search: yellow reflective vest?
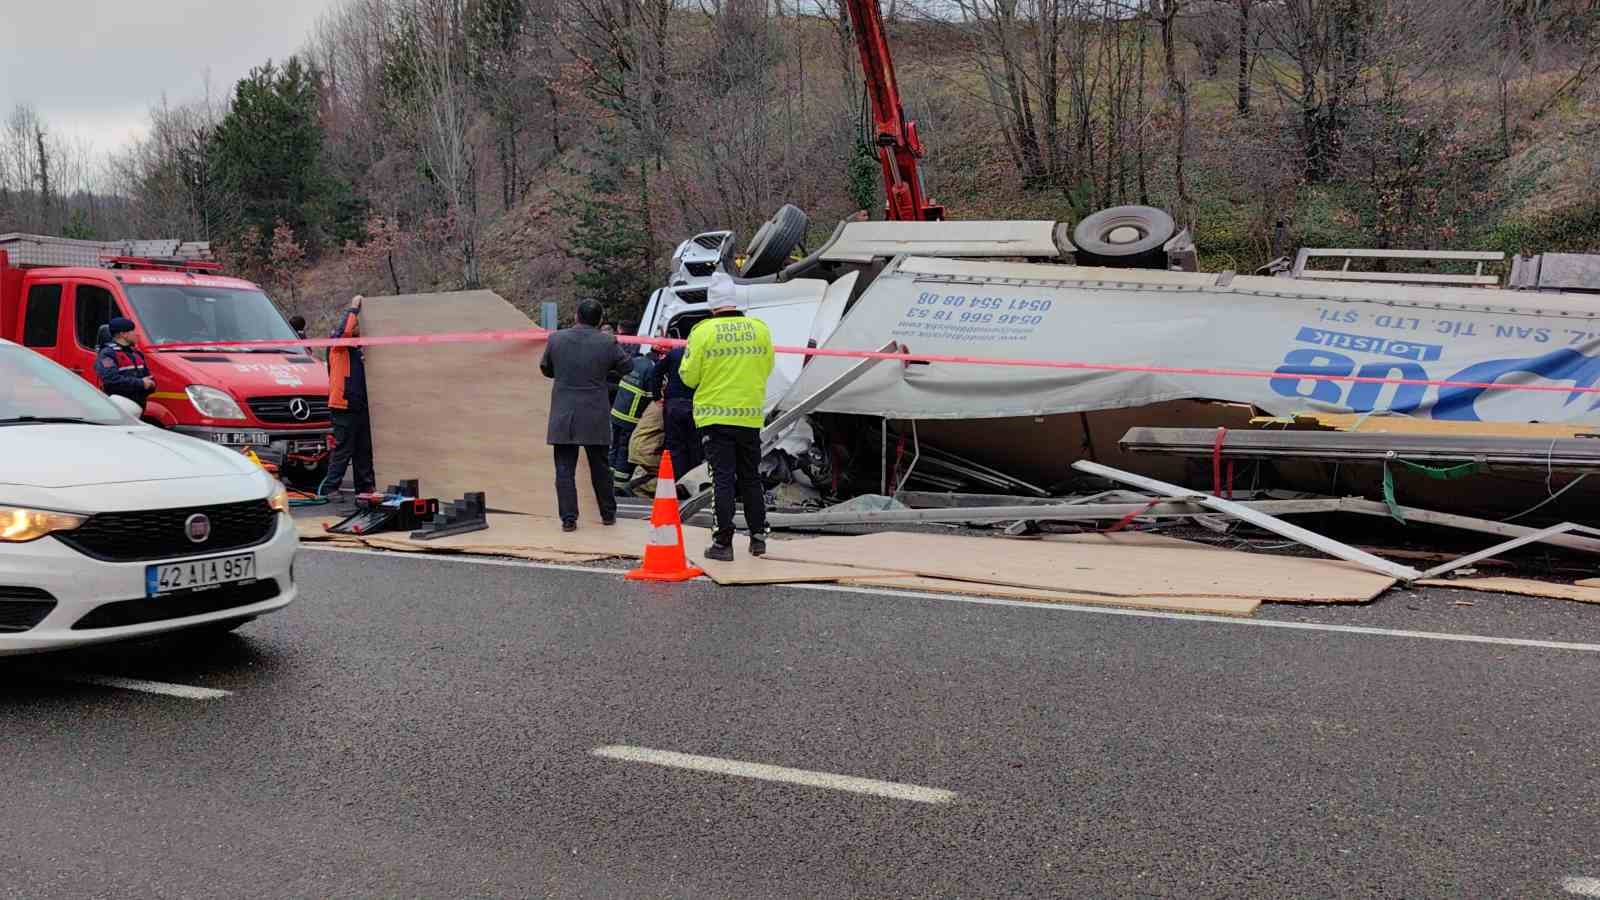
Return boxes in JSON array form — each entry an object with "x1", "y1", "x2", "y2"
[{"x1": 679, "y1": 313, "x2": 774, "y2": 429}]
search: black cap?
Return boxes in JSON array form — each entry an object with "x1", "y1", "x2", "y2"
[{"x1": 108, "y1": 317, "x2": 136, "y2": 335}]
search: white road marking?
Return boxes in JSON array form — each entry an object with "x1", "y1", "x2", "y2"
[
  {"x1": 592, "y1": 744, "x2": 956, "y2": 804},
  {"x1": 1564, "y1": 876, "x2": 1600, "y2": 897},
  {"x1": 306, "y1": 546, "x2": 1600, "y2": 654},
  {"x1": 68, "y1": 675, "x2": 231, "y2": 700}
]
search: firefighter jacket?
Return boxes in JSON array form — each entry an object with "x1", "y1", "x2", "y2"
[
  {"x1": 95, "y1": 341, "x2": 152, "y2": 407},
  {"x1": 610, "y1": 354, "x2": 655, "y2": 425},
  {"x1": 679, "y1": 313, "x2": 774, "y2": 430}
]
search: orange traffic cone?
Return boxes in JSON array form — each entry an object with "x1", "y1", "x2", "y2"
[{"x1": 625, "y1": 451, "x2": 704, "y2": 583}]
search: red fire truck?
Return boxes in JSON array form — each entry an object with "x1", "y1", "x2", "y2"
[{"x1": 0, "y1": 234, "x2": 331, "y2": 486}]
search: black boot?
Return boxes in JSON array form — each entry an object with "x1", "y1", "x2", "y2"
[{"x1": 704, "y1": 542, "x2": 734, "y2": 562}]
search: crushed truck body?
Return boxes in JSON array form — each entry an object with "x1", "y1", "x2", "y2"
[{"x1": 681, "y1": 212, "x2": 1600, "y2": 520}]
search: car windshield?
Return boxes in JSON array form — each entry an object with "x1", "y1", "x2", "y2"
[
  {"x1": 124, "y1": 284, "x2": 299, "y2": 346},
  {"x1": 0, "y1": 344, "x2": 126, "y2": 425}
]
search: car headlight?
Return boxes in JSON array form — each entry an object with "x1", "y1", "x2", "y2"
[
  {"x1": 186, "y1": 384, "x2": 247, "y2": 421},
  {"x1": 267, "y1": 483, "x2": 290, "y2": 514},
  {"x1": 0, "y1": 506, "x2": 89, "y2": 543}
]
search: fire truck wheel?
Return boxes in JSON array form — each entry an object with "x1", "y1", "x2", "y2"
[
  {"x1": 739, "y1": 204, "x2": 809, "y2": 278},
  {"x1": 1072, "y1": 205, "x2": 1175, "y2": 259}
]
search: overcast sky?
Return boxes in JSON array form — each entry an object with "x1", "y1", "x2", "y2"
[{"x1": 0, "y1": 0, "x2": 333, "y2": 153}]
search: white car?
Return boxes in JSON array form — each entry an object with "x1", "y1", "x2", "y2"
[{"x1": 1, "y1": 339, "x2": 297, "y2": 655}]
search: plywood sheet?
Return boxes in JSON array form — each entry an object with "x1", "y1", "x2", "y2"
[
  {"x1": 1577, "y1": 578, "x2": 1600, "y2": 588},
  {"x1": 1418, "y1": 577, "x2": 1600, "y2": 605},
  {"x1": 766, "y1": 531, "x2": 1395, "y2": 603},
  {"x1": 361, "y1": 290, "x2": 600, "y2": 520},
  {"x1": 839, "y1": 574, "x2": 1261, "y2": 617}
]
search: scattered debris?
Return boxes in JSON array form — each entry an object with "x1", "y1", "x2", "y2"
[{"x1": 1071, "y1": 460, "x2": 1424, "y2": 581}]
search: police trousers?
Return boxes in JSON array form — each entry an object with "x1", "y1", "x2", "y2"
[{"x1": 701, "y1": 424, "x2": 766, "y2": 545}]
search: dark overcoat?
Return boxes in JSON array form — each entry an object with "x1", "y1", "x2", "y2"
[{"x1": 540, "y1": 323, "x2": 633, "y2": 445}]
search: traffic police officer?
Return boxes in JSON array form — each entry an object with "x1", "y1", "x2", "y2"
[
  {"x1": 95, "y1": 317, "x2": 154, "y2": 413},
  {"x1": 679, "y1": 272, "x2": 774, "y2": 561}
]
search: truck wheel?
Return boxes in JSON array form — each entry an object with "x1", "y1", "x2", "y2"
[
  {"x1": 1072, "y1": 206, "x2": 1175, "y2": 267},
  {"x1": 739, "y1": 205, "x2": 809, "y2": 278}
]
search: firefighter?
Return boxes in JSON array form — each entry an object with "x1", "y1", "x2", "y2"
[
  {"x1": 609, "y1": 343, "x2": 662, "y2": 493},
  {"x1": 679, "y1": 272, "x2": 774, "y2": 562},
  {"x1": 319, "y1": 296, "x2": 375, "y2": 498},
  {"x1": 95, "y1": 317, "x2": 154, "y2": 413},
  {"x1": 646, "y1": 326, "x2": 701, "y2": 476}
]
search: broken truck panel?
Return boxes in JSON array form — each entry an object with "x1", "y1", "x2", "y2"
[{"x1": 780, "y1": 255, "x2": 1600, "y2": 425}]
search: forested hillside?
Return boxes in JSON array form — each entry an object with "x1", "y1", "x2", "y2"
[{"x1": 3, "y1": 0, "x2": 1598, "y2": 327}]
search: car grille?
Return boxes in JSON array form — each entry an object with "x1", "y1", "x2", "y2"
[
  {"x1": 54, "y1": 500, "x2": 279, "y2": 563},
  {"x1": 72, "y1": 579, "x2": 280, "y2": 630},
  {"x1": 0, "y1": 587, "x2": 57, "y2": 633},
  {"x1": 684, "y1": 261, "x2": 716, "y2": 277},
  {"x1": 246, "y1": 395, "x2": 330, "y2": 424}
]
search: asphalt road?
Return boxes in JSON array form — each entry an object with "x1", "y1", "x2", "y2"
[{"x1": 4, "y1": 547, "x2": 1600, "y2": 898}]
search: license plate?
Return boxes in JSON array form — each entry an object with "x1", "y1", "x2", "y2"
[
  {"x1": 146, "y1": 553, "x2": 257, "y2": 597},
  {"x1": 210, "y1": 431, "x2": 272, "y2": 446}
]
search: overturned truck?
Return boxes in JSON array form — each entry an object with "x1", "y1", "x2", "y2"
[{"x1": 643, "y1": 205, "x2": 1600, "y2": 520}]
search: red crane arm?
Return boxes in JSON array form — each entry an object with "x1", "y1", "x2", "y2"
[{"x1": 845, "y1": 0, "x2": 944, "y2": 221}]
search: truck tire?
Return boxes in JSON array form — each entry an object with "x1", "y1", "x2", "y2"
[
  {"x1": 1072, "y1": 205, "x2": 1176, "y2": 269},
  {"x1": 739, "y1": 205, "x2": 809, "y2": 278}
]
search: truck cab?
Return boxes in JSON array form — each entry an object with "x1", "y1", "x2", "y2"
[{"x1": 0, "y1": 234, "x2": 331, "y2": 486}]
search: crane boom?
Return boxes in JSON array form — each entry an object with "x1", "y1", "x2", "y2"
[{"x1": 845, "y1": 0, "x2": 944, "y2": 221}]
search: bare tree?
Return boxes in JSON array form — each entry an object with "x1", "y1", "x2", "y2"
[{"x1": 399, "y1": 0, "x2": 483, "y2": 288}]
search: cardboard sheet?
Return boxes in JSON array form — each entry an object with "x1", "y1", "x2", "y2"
[
  {"x1": 296, "y1": 513, "x2": 629, "y2": 561},
  {"x1": 690, "y1": 540, "x2": 908, "y2": 585},
  {"x1": 360, "y1": 290, "x2": 601, "y2": 521},
  {"x1": 1040, "y1": 532, "x2": 1216, "y2": 549},
  {"x1": 839, "y1": 574, "x2": 1261, "y2": 616},
  {"x1": 766, "y1": 531, "x2": 1396, "y2": 603},
  {"x1": 1418, "y1": 577, "x2": 1600, "y2": 604}
]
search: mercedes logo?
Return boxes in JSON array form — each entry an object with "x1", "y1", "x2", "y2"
[
  {"x1": 185, "y1": 513, "x2": 212, "y2": 544},
  {"x1": 288, "y1": 398, "x2": 311, "y2": 421}
]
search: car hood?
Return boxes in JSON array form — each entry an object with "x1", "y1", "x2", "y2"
[{"x1": 0, "y1": 423, "x2": 255, "y2": 488}]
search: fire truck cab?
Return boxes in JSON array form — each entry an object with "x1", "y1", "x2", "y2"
[{"x1": 0, "y1": 234, "x2": 331, "y2": 486}]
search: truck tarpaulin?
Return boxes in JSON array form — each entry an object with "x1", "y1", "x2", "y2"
[{"x1": 780, "y1": 256, "x2": 1600, "y2": 424}]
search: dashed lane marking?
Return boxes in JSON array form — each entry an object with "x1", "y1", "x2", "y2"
[
  {"x1": 305, "y1": 546, "x2": 1600, "y2": 654},
  {"x1": 592, "y1": 744, "x2": 957, "y2": 804},
  {"x1": 68, "y1": 675, "x2": 231, "y2": 700}
]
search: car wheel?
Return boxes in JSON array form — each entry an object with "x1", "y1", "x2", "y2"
[
  {"x1": 739, "y1": 205, "x2": 809, "y2": 278},
  {"x1": 1071, "y1": 205, "x2": 1175, "y2": 267}
]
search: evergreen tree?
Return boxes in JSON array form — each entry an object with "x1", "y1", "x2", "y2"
[
  {"x1": 556, "y1": 131, "x2": 658, "y2": 322},
  {"x1": 210, "y1": 57, "x2": 349, "y2": 256}
]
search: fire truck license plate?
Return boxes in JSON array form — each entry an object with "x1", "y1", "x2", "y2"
[
  {"x1": 146, "y1": 554, "x2": 257, "y2": 597},
  {"x1": 210, "y1": 431, "x2": 272, "y2": 446}
]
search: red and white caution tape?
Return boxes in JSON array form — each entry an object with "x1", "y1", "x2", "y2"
[{"x1": 155, "y1": 330, "x2": 1600, "y2": 397}]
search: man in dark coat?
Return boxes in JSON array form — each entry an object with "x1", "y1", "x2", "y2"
[{"x1": 540, "y1": 299, "x2": 633, "y2": 531}]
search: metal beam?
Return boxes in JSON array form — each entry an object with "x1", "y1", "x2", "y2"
[
  {"x1": 763, "y1": 498, "x2": 1342, "y2": 529},
  {"x1": 1337, "y1": 498, "x2": 1600, "y2": 556},
  {"x1": 1419, "y1": 521, "x2": 1600, "y2": 580},
  {"x1": 762, "y1": 339, "x2": 897, "y2": 453},
  {"x1": 1072, "y1": 460, "x2": 1423, "y2": 581}
]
